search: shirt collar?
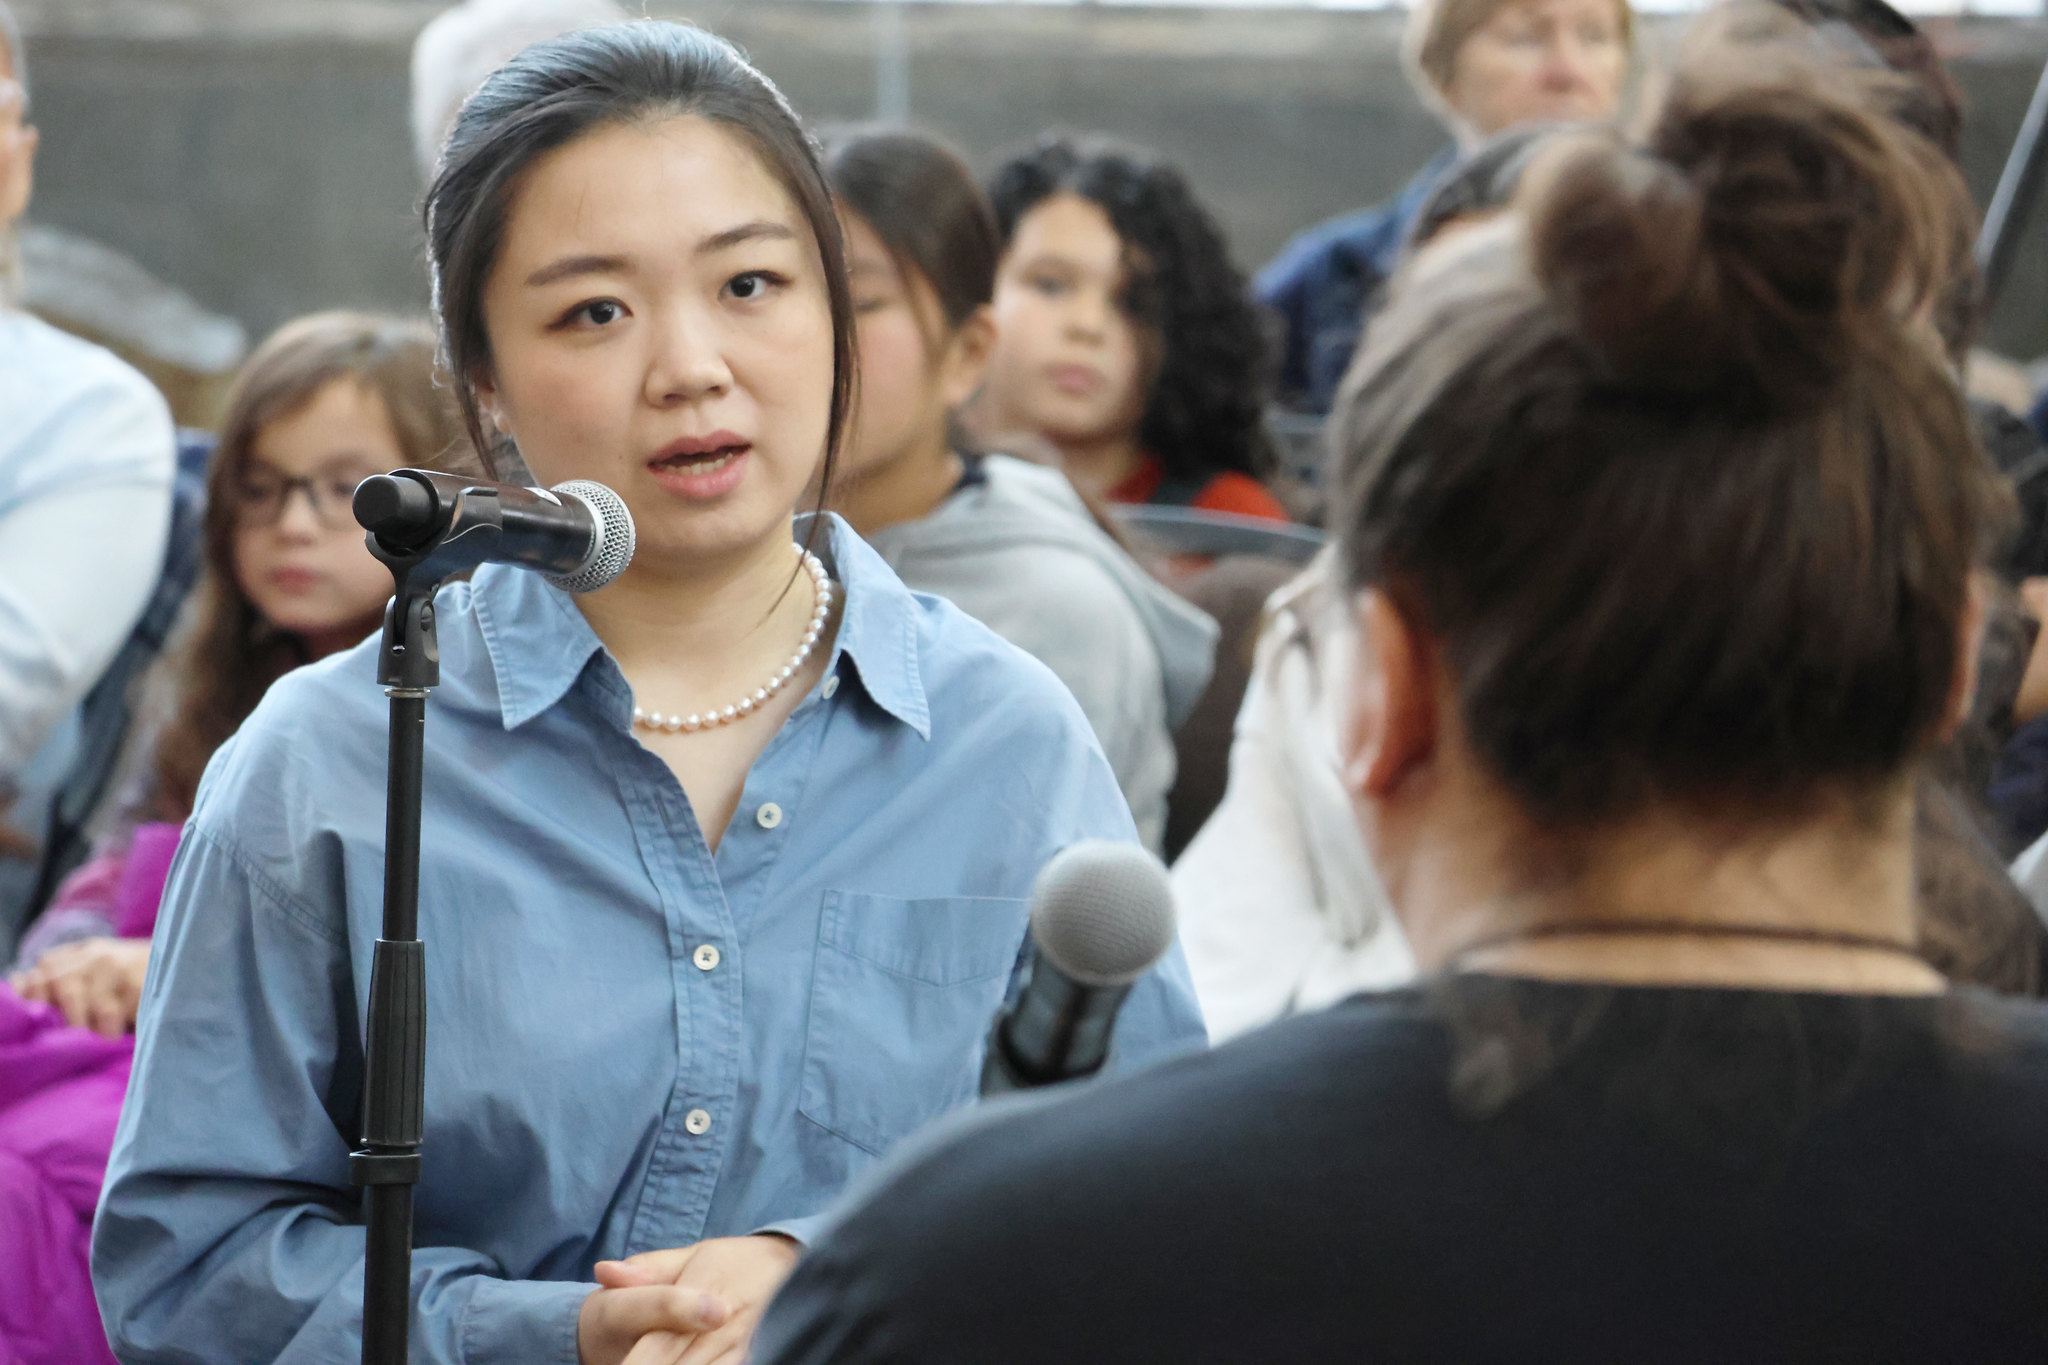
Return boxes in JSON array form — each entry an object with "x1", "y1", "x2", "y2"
[
  {"x1": 472, "y1": 560, "x2": 609, "y2": 730},
  {"x1": 804, "y1": 511, "x2": 931, "y2": 739},
  {"x1": 471, "y1": 512, "x2": 930, "y2": 739}
]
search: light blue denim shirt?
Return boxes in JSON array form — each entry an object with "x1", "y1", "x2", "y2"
[{"x1": 92, "y1": 515, "x2": 1205, "y2": 1365}]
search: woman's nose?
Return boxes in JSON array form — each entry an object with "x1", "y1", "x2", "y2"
[{"x1": 645, "y1": 311, "x2": 733, "y2": 406}]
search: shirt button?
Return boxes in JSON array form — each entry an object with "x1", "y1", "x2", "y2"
[
  {"x1": 693, "y1": 944, "x2": 720, "y2": 972},
  {"x1": 821, "y1": 675, "x2": 839, "y2": 699},
  {"x1": 756, "y1": 802, "x2": 782, "y2": 829},
  {"x1": 684, "y1": 1108, "x2": 712, "y2": 1136}
]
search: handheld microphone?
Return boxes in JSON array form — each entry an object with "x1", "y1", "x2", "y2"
[
  {"x1": 352, "y1": 468, "x2": 636, "y2": 593},
  {"x1": 980, "y1": 840, "x2": 1178, "y2": 1096}
]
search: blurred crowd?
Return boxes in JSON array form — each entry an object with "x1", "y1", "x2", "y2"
[{"x1": 7, "y1": 0, "x2": 2048, "y2": 1359}]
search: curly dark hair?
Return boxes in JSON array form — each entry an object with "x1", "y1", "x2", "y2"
[{"x1": 985, "y1": 135, "x2": 1272, "y2": 487}]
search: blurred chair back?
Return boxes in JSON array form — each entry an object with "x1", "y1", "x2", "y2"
[
  {"x1": 1264, "y1": 408, "x2": 1327, "y2": 489},
  {"x1": 1113, "y1": 504, "x2": 1326, "y2": 565},
  {"x1": 1158, "y1": 553, "x2": 1305, "y2": 860},
  {"x1": 21, "y1": 430, "x2": 214, "y2": 922}
]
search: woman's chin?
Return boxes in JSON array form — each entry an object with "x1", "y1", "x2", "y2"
[{"x1": 627, "y1": 497, "x2": 801, "y2": 572}]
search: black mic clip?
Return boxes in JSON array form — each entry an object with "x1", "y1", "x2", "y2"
[{"x1": 353, "y1": 470, "x2": 482, "y2": 692}]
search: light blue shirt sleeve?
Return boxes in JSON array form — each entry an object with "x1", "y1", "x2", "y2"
[{"x1": 92, "y1": 820, "x2": 592, "y2": 1364}]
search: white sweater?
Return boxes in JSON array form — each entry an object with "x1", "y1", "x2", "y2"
[
  {"x1": 1171, "y1": 551, "x2": 1415, "y2": 1042},
  {"x1": 0, "y1": 310, "x2": 174, "y2": 780}
]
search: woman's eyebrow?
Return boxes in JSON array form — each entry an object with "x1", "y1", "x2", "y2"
[
  {"x1": 699, "y1": 220, "x2": 797, "y2": 255},
  {"x1": 525, "y1": 253, "x2": 630, "y2": 288}
]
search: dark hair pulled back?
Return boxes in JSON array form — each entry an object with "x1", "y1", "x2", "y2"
[
  {"x1": 985, "y1": 135, "x2": 1272, "y2": 486},
  {"x1": 424, "y1": 21, "x2": 854, "y2": 497},
  {"x1": 1333, "y1": 12, "x2": 2004, "y2": 829},
  {"x1": 824, "y1": 127, "x2": 999, "y2": 337}
]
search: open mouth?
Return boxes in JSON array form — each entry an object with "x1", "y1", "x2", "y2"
[{"x1": 652, "y1": 444, "x2": 747, "y2": 474}]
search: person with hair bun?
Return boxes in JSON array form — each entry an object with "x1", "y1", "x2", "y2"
[
  {"x1": 754, "y1": 19, "x2": 2048, "y2": 1362},
  {"x1": 975, "y1": 136, "x2": 1287, "y2": 522},
  {"x1": 94, "y1": 23, "x2": 1201, "y2": 1365}
]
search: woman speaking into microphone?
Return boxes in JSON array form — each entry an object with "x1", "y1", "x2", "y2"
[{"x1": 92, "y1": 22, "x2": 1203, "y2": 1365}]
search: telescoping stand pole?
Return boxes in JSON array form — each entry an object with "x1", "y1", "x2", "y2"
[{"x1": 352, "y1": 556, "x2": 446, "y2": 1365}]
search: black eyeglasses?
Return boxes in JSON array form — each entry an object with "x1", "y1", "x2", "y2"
[{"x1": 234, "y1": 471, "x2": 372, "y2": 530}]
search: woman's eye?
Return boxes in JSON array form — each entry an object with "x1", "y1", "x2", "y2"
[
  {"x1": 726, "y1": 271, "x2": 784, "y2": 301},
  {"x1": 558, "y1": 299, "x2": 625, "y2": 330},
  {"x1": 1030, "y1": 275, "x2": 1069, "y2": 298},
  {"x1": 853, "y1": 296, "x2": 888, "y2": 316}
]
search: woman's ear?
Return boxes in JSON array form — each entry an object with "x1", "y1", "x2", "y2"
[
  {"x1": 471, "y1": 371, "x2": 513, "y2": 442},
  {"x1": 940, "y1": 306, "x2": 996, "y2": 409},
  {"x1": 1341, "y1": 588, "x2": 1440, "y2": 802}
]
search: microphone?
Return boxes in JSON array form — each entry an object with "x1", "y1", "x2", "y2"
[
  {"x1": 352, "y1": 468, "x2": 636, "y2": 593},
  {"x1": 981, "y1": 840, "x2": 1178, "y2": 1096}
]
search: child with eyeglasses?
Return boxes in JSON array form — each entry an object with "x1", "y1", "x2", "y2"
[
  {"x1": 11, "y1": 311, "x2": 473, "y2": 1024},
  {"x1": 0, "y1": 311, "x2": 469, "y2": 1365}
]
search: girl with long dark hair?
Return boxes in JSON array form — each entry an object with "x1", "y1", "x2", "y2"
[
  {"x1": 975, "y1": 136, "x2": 1287, "y2": 522},
  {"x1": 94, "y1": 24, "x2": 1201, "y2": 1365}
]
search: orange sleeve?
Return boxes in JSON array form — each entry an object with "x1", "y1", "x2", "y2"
[{"x1": 1191, "y1": 472, "x2": 1292, "y2": 523}]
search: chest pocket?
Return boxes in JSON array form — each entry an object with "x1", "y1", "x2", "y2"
[{"x1": 799, "y1": 890, "x2": 1027, "y2": 1157}]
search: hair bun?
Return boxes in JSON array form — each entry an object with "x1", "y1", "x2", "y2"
[{"x1": 1522, "y1": 20, "x2": 1960, "y2": 410}]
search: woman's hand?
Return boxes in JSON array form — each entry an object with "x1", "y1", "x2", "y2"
[
  {"x1": 593, "y1": 1234, "x2": 801, "y2": 1365},
  {"x1": 578, "y1": 1281, "x2": 730, "y2": 1365},
  {"x1": 12, "y1": 936, "x2": 152, "y2": 1036}
]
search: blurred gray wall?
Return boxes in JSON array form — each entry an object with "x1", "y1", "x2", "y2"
[{"x1": 13, "y1": 1, "x2": 2048, "y2": 358}]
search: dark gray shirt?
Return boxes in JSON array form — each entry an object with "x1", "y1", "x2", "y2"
[{"x1": 758, "y1": 975, "x2": 2048, "y2": 1364}]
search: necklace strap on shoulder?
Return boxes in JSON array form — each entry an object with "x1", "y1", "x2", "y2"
[{"x1": 1448, "y1": 918, "x2": 1927, "y2": 971}]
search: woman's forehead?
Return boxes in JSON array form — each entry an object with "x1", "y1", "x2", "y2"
[{"x1": 501, "y1": 114, "x2": 809, "y2": 265}]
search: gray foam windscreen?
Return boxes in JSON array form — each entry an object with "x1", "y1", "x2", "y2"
[
  {"x1": 1029, "y1": 840, "x2": 1178, "y2": 988},
  {"x1": 545, "y1": 480, "x2": 636, "y2": 594}
]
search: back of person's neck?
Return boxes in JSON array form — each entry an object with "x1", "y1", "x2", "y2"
[{"x1": 1406, "y1": 784, "x2": 1941, "y2": 995}]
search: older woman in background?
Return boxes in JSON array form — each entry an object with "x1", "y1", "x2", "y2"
[{"x1": 1256, "y1": 0, "x2": 1633, "y2": 414}]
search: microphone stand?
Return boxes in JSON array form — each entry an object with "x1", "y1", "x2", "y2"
[
  {"x1": 353, "y1": 547, "x2": 452, "y2": 1365},
  {"x1": 346, "y1": 467, "x2": 626, "y2": 1363},
  {"x1": 349, "y1": 469, "x2": 495, "y2": 1365}
]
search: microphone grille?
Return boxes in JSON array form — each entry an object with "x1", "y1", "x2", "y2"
[
  {"x1": 1029, "y1": 841, "x2": 1177, "y2": 988},
  {"x1": 545, "y1": 480, "x2": 636, "y2": 593}
]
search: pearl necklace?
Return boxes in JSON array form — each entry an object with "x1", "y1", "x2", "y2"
[{"x1": 631, "y1": 549, "x2": 834, "y2": 734}]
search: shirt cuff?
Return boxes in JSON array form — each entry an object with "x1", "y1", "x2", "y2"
[
  {"x1": 458, "y1": 1275, "x2": 592, "y2": 1365},
  {"x1": 752, "y1": 1215, "x2": 826, "y2": 1250}
]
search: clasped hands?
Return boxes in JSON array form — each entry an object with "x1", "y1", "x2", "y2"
[
  {"x1": 578, "y1": 1233, "x2": 799, "y2": 1365},
  {"x1": 11, "y1": 937, "x2": 153, "y2": 1037}
]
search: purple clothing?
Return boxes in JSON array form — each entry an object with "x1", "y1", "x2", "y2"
[
  {"x1": 0, "y1": 992, "x2": 128, "y2": 1365},
  {"x1": 0, "y1": 822, "x2": 177, "y2": 1365}
]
